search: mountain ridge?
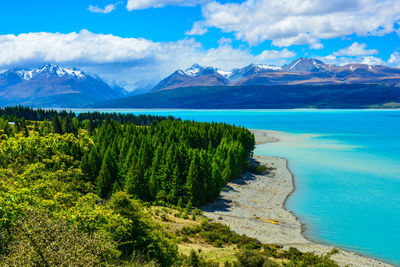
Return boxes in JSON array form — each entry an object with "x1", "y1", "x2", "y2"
[
  {"x1": 150, "y1": 58, "x2": 400, "y2": 92},
  {"x1": 0, "y1": 64, "x2": 127, "y2": 107}
]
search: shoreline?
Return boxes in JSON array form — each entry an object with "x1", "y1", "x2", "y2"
[{"x1": 202, "y1": 129, "x2": 393, "y2": 267}]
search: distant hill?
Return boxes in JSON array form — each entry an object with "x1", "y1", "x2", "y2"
[
  {"x1": 0, "y1": 65, "x2": 126, "y2": 107},
  {"x1": 95, "y1": 83, "x2": 400, "y2": 109},
  {"x1": 150, "y1": 58, "x2": 400, "y2": 92}
]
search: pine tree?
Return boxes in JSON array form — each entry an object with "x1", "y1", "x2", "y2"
[
  {"x1": 62, "y1": 116, "x2": 77, "y2": 135},
  {"x1": 96, "y1": 146, "x2": 118, "y2": 199},
  {"x1": 80, "y1": 151, "x2": 90, "y2": 181},
  {"x1": 88, "y1": 147, "x2": 101, "y2": 181},
  {"x1": 88, "y1": 119, "x2": 95, "y2": 135},
  {"x1": 211, "y1": 159, "x2": 222, "y2": 199},
  {"x1": 33, "y1": 121, "x2": 39, "y2": 132},
  {"x1": 185, "y1": 152, "x2": 203, "y2": 205},
  {"x1": 52, "y1": 115, "x2": 63, "y2": 134},
  {"x1": 177, "y1": 197, "x2": 183, "y2": 209},
  {"x1": 124, "y1": 161, "x2": 149, "y2": 200}
]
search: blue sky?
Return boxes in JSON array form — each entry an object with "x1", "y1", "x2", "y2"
[{"x1": 1, "y1": 0, "x2": 400, "y2": 90}]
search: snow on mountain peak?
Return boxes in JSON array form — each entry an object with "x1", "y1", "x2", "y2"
[
  {"x1": 216, "y1": 69, "x2": 232, "y2": 78},
  {"x1": 283, "y1": 58, "x2": 327, "y2": 72},
  {"x1": 184, "y1": 64, "x2": 217, "y2": 77},
  {"x1": 256, "y1": 64, "x2": 281, "y2": 71},
  {"x1": 14, "y1": 65, "x2": 86, "y2": 80}
]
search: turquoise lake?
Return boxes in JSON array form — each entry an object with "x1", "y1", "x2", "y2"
[{"x1": 74, "y1": 109, "x2": 400, "y2": 265}]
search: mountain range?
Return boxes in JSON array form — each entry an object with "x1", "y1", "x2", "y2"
[
  {"x1": 0, "y1": 64, "x2": 126, "y2": 107},
  {"x1": 1, "y1": 58, "x2": 400, "y2": 108},
  {"x1": 150, "y1": 58, "x2": 400, "y2": 92}
]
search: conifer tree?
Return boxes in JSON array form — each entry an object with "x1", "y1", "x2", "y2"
[
  {"x1": 185, "y1": 152, "x2": 203, "y2": 205},
  {"x1": 52, "y1": 115, "x2": 63, "y2": 134},
  {"x1": 88, "y1": 119, "x2": 95, "y2": 135},
  {"x1": 33, "y1": 121, "x2": 39, "y2": 132},
  {"x1": 125, "y1": 162, "x2": 143, "y2": 198},
  {"x1": 96, "y1": 146, "x2": 118, "y2": 198}
]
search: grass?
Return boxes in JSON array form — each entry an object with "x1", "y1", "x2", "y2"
[{"x1": 178, "y1": 243, "x2": 237, "y2": 265}]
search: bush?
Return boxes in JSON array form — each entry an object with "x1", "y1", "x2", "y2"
[
  {"x1": 176, "y1": 221, "x2": 262, "y2": 249},
  {"x1": 235, "y1": 250, "x2": 279, "y2": 267},
  {"x1": 255, "y1": 165, "x2": 270, "y2": 175},
  {"x1": 193, "y1": 209, "x2": 203, "y2": 216},
  {"x1": 213, "y1": 240, "x2": 224, "y2": 248},
  {"x1": 180, "y1": 250, "x2": 219, "y2": 267},
  {"x1": 282, "y1": 247, "x2": 338, "y2": 266},
  {"x1": 0, "y1": 211, "x2": 119, "y2": 266}
]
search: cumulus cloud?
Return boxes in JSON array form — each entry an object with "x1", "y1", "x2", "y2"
[
  {"x1": 310, "y1": 43, "x2": 324, "y2": 50},
  {"x1": 332, "y1": 42, "x2": 379, "y2": 56},
  {"x1": 186, "y1": 21, "x2": 208, "y2": 36},
  {"x1": 320, "y1": 42, "x2": 383, "y2": 66},
  {"x1": 321, "y1": 55, "x2": 385, "y2": 66},
  {"x1": 126, "y1": 0, "x2": 206, "y2": 11},
  {"x1": 388, "y1": 51, "x2": 400, "y2": 66},
  {"x1": 359, "y1": 56, "x2": 385, "y2": 65},
  {"x1": 88, "y1": 2, "x2": 122, "y2": 14},
  {"x1": 197, "y1": 0, "x2": 400, "y2": 47},
  {"x1": 257, "y1": 48, "x2": 296, "y2": 61},
  {"x1": 0, "y1": 31, "x2": 295, "y2": 90},
  {"x1": 0, "y1": 30, "x2": 158, "y2": 66}
]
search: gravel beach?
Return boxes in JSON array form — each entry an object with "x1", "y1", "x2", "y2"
[{"x1": 202, "y1": 129, "x2": 392, "y2": 267}]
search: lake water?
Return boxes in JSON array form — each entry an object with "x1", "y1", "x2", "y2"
[{"x1": 74, "y1": 109, "x2": 400, "y2": 265}]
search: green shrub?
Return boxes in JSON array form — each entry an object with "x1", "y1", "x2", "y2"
[
  {"x1": 235, "y1": 250, "x2": 279, "y2": 267},
  {"x1": 180, "y1": 250, "x2": 219, "y2": 267}
]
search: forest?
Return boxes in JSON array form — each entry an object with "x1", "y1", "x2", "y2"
[{"x1": 0, "y1": 106, "x2": 254, "y2": 265}]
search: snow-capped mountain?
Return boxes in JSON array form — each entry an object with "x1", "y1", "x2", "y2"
[
  {"x1": 282, "y1": 58, "x2": 329, "y2": 72},
  {"x1": 15, "y1": 64, "x2": 86, "y2": 81},
  {"x1": 228, "y1": 63, "x2": 281, "y2": 82},
  {"x1": 0, "y1": 65, "x2": 127, "y2": 107},
  {"x1": 150, "y1": 64, "x2": 229, "y2": 92},
  {"x1": 184, "y1": 63, "x2": 218, "y2": 77},
  {"x1": 151, "y1": 63, "x2": 284, "y2": 92},
  {"x1": 151, "y1": 58, "x2": 400, "y2": 92}
]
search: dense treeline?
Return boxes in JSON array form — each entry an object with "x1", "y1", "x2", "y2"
[
  {"x1": 0, "y1": 106, "x2": 175, "y2": 127},
  {"x1": 83, "y1": 119, "x2": 254, "y2": 206},
  {"x1": 0, "y1": 106, "x2": 74, "y2": 121},
  {"x1": 1, "y1": 106, "x2": 254, "y2": 206}
]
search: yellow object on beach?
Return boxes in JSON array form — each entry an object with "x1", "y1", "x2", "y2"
[
  {"x1": 253, "y1": 215, "x2": 279, "y2": 225},
  {"x1": 262, "y1": 218, "x2": 279, "y2": 225}
]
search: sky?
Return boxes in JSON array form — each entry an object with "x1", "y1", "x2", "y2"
[{"x1": 1, "y1": 0, "x2": 400, "y2": 90}]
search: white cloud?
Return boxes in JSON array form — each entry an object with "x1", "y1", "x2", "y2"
[
  {"x1": 186, "y1": 21, "x2": 208, "y2": 36},
  {"x1": 257, "y1": 48, "x2": 296, "y2": 61},
  {"x1": 197, "y1": 0, "x2": 400, "y2": 47},
  {"x1": 0, "y1": 31, "x2": 295, "y2": 90},
  {"x1": 0, "y1": 30, "x2": 157, "y2": 66},
  {"x1": 359, "y1": 56, "x2": 384, "y2": 65},
  {"x1": 332, "y1": 42, "x2": 378, "y2": 56},
  {"x1": 388, "y1": 51, "x2": 400, "y2": 66},
  {"x1": 321, "y1": 42, "x2": 382, "y2": 66},
  {"x1": 126, "y1": 0, "x2": 206, "y2": 11},
  {"x1": 310, "y1": 43, "x2": 324, "y2": 50},
  {"x1": 88, "y1": 2, "x2": 122, "y2": 14},
  {"x1": 320, "y1": 55, "x2": 385, "y2": 66}
]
